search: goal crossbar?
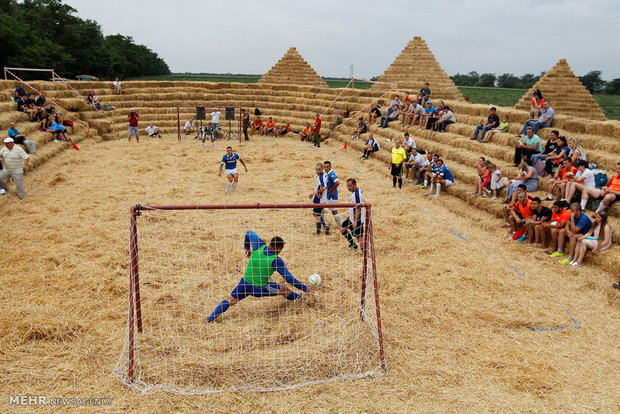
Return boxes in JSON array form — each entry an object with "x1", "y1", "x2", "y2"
[{"x1": 125, "y1": 203, "x2": 386, "y2": 391}]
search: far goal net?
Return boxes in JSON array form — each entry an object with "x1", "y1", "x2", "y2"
[{"x1": 114, "y1": 203, "x2": 386, "y2": 394}]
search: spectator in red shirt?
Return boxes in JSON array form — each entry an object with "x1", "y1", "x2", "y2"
[
  {"x1": 312, "y1": 114, "x2": 322, "y2": 147},
  {"x1": 128, "y1": 108, "x2": 140, "y2": 143}
]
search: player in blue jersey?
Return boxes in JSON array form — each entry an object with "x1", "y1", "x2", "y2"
[
  {"x1": 206, "y1": 231, "x2": 313, "y2": 322},
  {"x1": 218, "y1": 146, "x2": 248, "y2": 194},
  {"x1": 309, "y1": 163, "x2": 328, "y2": 234},
  {"x1": 322, "y1": 161, "x2": 342, "y2": 233},
  {"x1": 340, "y1": 178, "x2": 366, "y2": 250},
  {"x1": 426, "y1": 159, "x2": 454, "y2": 198}
]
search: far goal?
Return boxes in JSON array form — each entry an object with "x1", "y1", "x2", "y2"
[
  {"x1": 176, "y1": 105, "x2": 242, "y2": 142},
  {"x1": 114, "y1": 203, "x2": 386, "y2": 394}
]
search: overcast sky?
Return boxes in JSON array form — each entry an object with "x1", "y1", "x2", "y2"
[{"x1": 64, "y1": 0, "x2": 620, "y2": 80}]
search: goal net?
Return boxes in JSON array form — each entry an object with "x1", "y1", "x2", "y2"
[{"x1": 114, "y1": 203, "x2": 386, "y2": 394}]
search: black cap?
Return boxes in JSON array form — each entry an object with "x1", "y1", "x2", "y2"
[{"x1": 490, "y1": 107, "x2": 497, "y2": 111}]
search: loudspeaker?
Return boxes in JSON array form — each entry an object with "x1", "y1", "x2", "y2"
[
  {"x1": 196, "y1": 107, "x2": 206, "y2": 120},
  {"x1": 225, "y1": 107, "x2": 235, "y2": 121}
]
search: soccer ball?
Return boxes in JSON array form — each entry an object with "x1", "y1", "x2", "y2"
[
  {"x1": 0, "y1": 188, "x2": 5, "y2": 195},
  {"x1": 308, "y1": 273, "x2": 321, "y2": 286}
]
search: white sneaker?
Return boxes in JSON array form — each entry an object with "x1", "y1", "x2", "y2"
[
  {"x1": 0, "y1": 189, "x2": 6, "y2": 195},
  {"x1": 53, "y1": 139, "x2": 59, "y2": 142},
  {"x1": 434, "y1": 194, "x2": 440, "y2": 199},
  {"x1": 408, "y1": 179, "x2": 414, "y2": 183}
]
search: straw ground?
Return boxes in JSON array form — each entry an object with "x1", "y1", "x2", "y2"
[{"x1": 0, "y1": 135, "x2": 618, "y2": 412}]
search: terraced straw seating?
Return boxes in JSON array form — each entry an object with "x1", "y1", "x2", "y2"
[
  {"x1": 515, "y1": 59, "x2": 607, "y2": 121},
  {"x1": 334, "y1": 93, "x2": 619, "y2": 271}
]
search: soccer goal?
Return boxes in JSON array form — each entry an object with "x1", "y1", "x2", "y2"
[
  {"x1": 176, "y1": 105, "x2": 242, "y2": 142},
  {"x1": 114, "y1": 203, "x2": 386, "y2": 394}
]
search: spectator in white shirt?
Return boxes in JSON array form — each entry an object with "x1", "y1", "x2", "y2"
[
  {"x1": 144, "y1": 124, "x2": 161, "y2": 138},
  {"x1": 184, "y1": 119, "x2": 196, "y2": 134},
  {"x1": 0, "y1": 137, "x2": 30, "y2": 199},
  {"x1": 210, "y1": 108, "x2": 221, "y2": 137},
  {"x1": 563, "y1": 160, "x2": 596, "y2": 209},
  {"x1": 402, "y1": 133, "x2": 416, "y2": 151},
  {"x1": 404, "y1": 147, "x2": 426, "y2": 183},
  {"x1": 112, "y1": 77, "x2": 122, "y2": 94}
]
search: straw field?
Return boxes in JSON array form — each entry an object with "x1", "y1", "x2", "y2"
[{"x1": 0, "y1": 135, "x2": 618, "y2": 413}]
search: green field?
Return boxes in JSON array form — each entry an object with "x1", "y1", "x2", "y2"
[{"x1": 129, "y1": 75, "x2": 620, "y2": 120}]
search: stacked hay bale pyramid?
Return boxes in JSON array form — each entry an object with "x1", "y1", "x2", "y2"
[
  {"x1": 371, "y1": 36, "x2": 463, "y2": 101},
  {"x1": 515, "y1": 59, "x2": 606, "y2": 120},
  {"x1": 258, "y1": 47, "x2": 328, "y2": 88}
]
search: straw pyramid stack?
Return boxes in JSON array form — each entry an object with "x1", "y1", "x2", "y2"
[
  {"x1": 258, "y1": 47, "x2": 328, "y2": 88},
  {"x1": 515, "y1": 59, "x2": 606, "y2": 120},
  {"x1": 372, "y1": 36, "x2": 463, "y2": 100}
]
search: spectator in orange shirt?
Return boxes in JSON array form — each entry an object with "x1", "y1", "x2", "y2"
[
  {"x1": 508, "y1": 191, "x2": 533, "y2": 235},
  {"x1": 250, "y1": 117, "x2": 263, "y2": 135},
  {"x1": 541, "y1": 201, "x2": 571, "y2": 253},
  {"x1": 578, "y1": 161, "x2": 620, "y2": 215},
  {"x1": 275, "y1": 122, "x2": 291, "y2": 137},
  {"x1": 301, "y1": 123, "x2": 312, "y2": 142},
  {"x1": 263, "y1": 117, "x2": 277, "y2": 137},
  {"x1": 546, "y1": 157, "x2": 576, "y2": 201}
]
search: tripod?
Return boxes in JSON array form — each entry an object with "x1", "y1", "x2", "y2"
[{"x1": 223, "y1": 118, "x2": 239, "y2": 141}]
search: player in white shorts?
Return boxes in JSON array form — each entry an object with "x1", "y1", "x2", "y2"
[
  {"x1": 218, "y1": 146, "x2": 248, "y2": 194},
  {"x1": 323, "y1": 161, "x2": 343, "y2": 233}
]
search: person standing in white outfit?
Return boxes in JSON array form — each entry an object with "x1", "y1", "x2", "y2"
[
  {"x1": 210, "y1": 108, "x2": 221, "y2": 138},
  {"x1": 0, "y1": 137, "x2": 29, "y2": 199}
]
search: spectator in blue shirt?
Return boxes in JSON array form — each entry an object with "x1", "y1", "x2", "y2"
[
  {"x1": 472, "y1": 107, "x2": 499, "y2": 141},
  {"x1": 520, "y1": 101, "x2": 554, "y2": 135},
  {"x1": 417, "y1": 83, "x2": 431, "y2": 105},
  {"x1": 554, "y1": 202, "x2": 592, "y2": 264},
  {"x1": 7, "y1": 122, "x2": 36, "y2": 153}
]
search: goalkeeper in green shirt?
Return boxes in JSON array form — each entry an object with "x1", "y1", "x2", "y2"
[{"x1": 207, "y1": 231, "x2": 314, "y2": 322}]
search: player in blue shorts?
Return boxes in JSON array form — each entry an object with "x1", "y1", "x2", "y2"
[
  {"x1": 323, "y1": 161, "x2": 342, "y2": 233},
  {"x1": 218, "y1": 146, "x2": 248, "y2": 194},
  {"x1": 309, "y1": 163, "x2": 328, "y2": 234},
  {"x1": 207, "y1": 231, "x2": 314, "y2": 322}
]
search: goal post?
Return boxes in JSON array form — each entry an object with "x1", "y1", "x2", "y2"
[
  {"x1": 115, "y1": 203, "x2": 386, "y2": 394},
  {"x1": 176, "y1": 105, "x2": 242, "y2": 142}
]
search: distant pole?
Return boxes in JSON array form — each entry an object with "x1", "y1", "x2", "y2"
[{"x1": 350, "y1": 64, "x2": 354, "y2": 89}]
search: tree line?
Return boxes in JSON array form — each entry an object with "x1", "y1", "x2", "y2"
[
  {"x1": 0, "y1": 0, "x2": 170, "y2": 80},
  {"x1": 451, "y1": 70, "x2": 620, "y2": 95}
]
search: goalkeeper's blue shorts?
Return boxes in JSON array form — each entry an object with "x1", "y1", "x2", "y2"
[{"x1": 230, "y1": 278, "x2": 281, "y2": 300}]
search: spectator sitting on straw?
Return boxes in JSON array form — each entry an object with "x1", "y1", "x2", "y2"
[
  {"x1": 481, "y1": 115, "x2": 509, "y2": 142},
  {"x1": 41, "y1": 113, "x2": 53, "y2": 131},
  {"x1": 300, "y1": 122, "x2": 312, "y2": 142},
  {"x1": 35, "y1": 91, "x2": 54, "y2": 116},
  {"x1": 416, "y1": 82, "x2": 431, "y2": 105},
  {"x1": 23, "y1": 93, "x2": 43, "y2": 122},
  {"x1": 520, "y1": 100, "x2": 554, "y2": 136},
  {"x1": 529, "y1": 89, "x2": 546, "y2": 119},
  {"x1": 571, "y1": 211, "x2": 612, "y2": 267},
  {"x1": 47, "y1": 120, "x2": 74, "y2": 143},
  {"x1": 562, "y1": 160, "x2": 595, "y2": 204},
  {"x1": 145, "y1": 124, "x2": 162, "y2": 138},
  {"x1": 399, "y1": 100, "x2": 414, "y2": 125},
  {"x1": 7, "y1": 122, "x2": 36, "y2": 154},
  {"x1": 567, "y1": 137, "x2": 587, "y2": 165},
  {"x1": 434, "y1": 105, "x2": 456, "y2": 133},
  {"x1": 546, "y1": 157, "x2": 576, "y2": 201},
  {"x1": 541, "y1": 200, "x2": 571, "y2": 253},
  {"x1": 276, "y1": 122, "x2": 291, "y2": 137},
  {"x1": 387, "y1": 95, "x2": 401, "y2": 117},
  {"x1": 184, "y1": 119, "x2": 196, "y2": 135},
  {"x1": 507, "y1": 191, "x2": 534, "y2": 239},
  {"x1": 474, "y1": 159, "x2": 492, "y2": 197},
  {"x1": 403, "y1": 91, "x2": 413, "y2": 104},
  {"x1": 263, "y1": 117, "x2": 277, "y2": 137},
  {"x1": 418, "y1": 101, "x2": 436, "y2": 130},
  {"x1": 418, "y1": 153, "x2": 439, "y2": 188},
  {"x1": 113, "y1": 77, "x2": 122, "y2": 94},
  {"x1": 522, "y1": 197, "x2": 552, "y2": 243},
  {"x1": 368, "y1": 103, "x2": 382, "y2": 124},
  {"x1": 472, "y1": 107, "x2": 499, "y2": 141},
  {"x1": 87, "y1": 90, "x2": 101, "y2": 111},
  {"x1": 488, "y1": 163, "x2": 504, "y2": 200},
  {"x1": 425, "y1": 100, "x2": 444, "y2": 130},
  {"x1": 361, "y1": 133, "x2": 379, "y2": 160},
  {"x1": 402, "y1": 132, "x2": 416, "y2": 151},
  {"x1": 351, "y1": 117, "x2": 367, "y2": 140},
  {"x1": 425, "y1": 159, "x2": 454, "y2": 199},
  {"x1": 503, "y1": 161, "x2": 538, "y2": 204},
  {"x1": 578, "y1": 161, "x2": 620, "y2": 216},
  {"x1": 404, "y1": 147, "x2": 426, "y2": 183},
  {"x1": 250, "y1": 117, "x2": 263, "y2": 135},
  {"x1": 380, "y1": 106, "x2": 400, "y2": 128},
  {"x1": 553, "y1": 203, "x2": 592, "y2": 264},
  {"x1": 0, "y1": 137, "x2": 29, "y2": 199},
  {"x1": 471, "y1": 157, "x2": 486, "y2": 196},
  {"x1": 513, "y1": 126, "x2": 542, "y2": 166},
  {"x1": 530, "y1": 130, "x2": 559, "y2": 171},
  {"x1": 542, "y1": 135, "x2": 569, "y2": 175},
  {"x1": 404, "y1": 100, "x2": 424, "y2": 127},
  {"x1": 14, "y1": 83, "x2": 27, "y2": 100}
]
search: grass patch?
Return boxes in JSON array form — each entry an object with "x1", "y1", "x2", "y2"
[{"x1": 592, "y1": 94, "x2": 620, "y2": 120}]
